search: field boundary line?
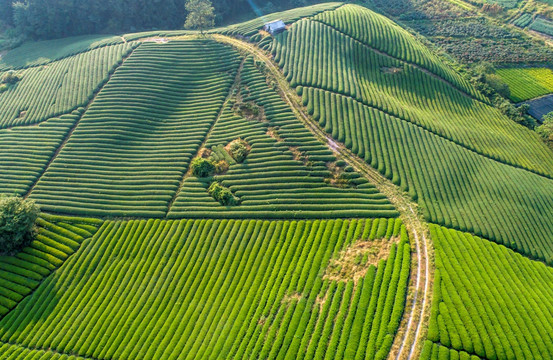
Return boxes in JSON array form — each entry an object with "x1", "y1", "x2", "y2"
[
  {"x1": 23, "y1": 44, "x2": 140, "y2": 199},
  {"x1": 165, "y1": 56, "x2": 246, "y2": 215},
  {"x1": 212, "y1": 34, "x2": 433, "y2": 360}
]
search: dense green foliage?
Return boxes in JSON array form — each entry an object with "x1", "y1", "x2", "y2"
[
  {"x1": 0, "y1": 196, "x2": 39, "y2": 253},
  {"x1": 0, "y1": 215, "x2": 99, "y2": 317},
  {"x1": 29, "y1": 40, "x2": 241, "y2": 217},
  {"x1": 184, "y1": 0, "x2": 216, "y2": 33},
  {"x1": 4, "y1": 0, "x2": 334, "y2": 40},
  {"x1": 422, "y1": 225, "x2": 553, "y2": 359},
  {"x1": 273, "y1": 5, "x2": 553, "y2": 177},
  {"x1": 169, "y1": 57, "x2": 398, "y2": 219},
  {"x1": 208, "y1": 182, "x2": 239, "y2": 205},
  {"x1": 496, "y1": 67, "x2": 553, "y2": 102},
  {"x1": 0, "y1": 218, "x2": 410, "y2": 359},
  {"x1": 537, "y1": 112, "x2": 553, "y2": 146},
  {"x1": 227, "y1": 138, "x2": 250, "y2": 163},
  {"x1": 190, "y1": 158, "x2": 216, "y2": 177},
  {"x1": 0, "y1": 42, "x2": 134, "y2": 128}
]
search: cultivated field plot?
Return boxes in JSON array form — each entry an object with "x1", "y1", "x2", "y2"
[
  {"x1": 0, "y1": 218, "x2": 410, "y2": 360},
  {"x1": 28, "y1": 40, "x2": 241, "y2": 217},
  {"x1": 0, "y1": 34, "x2": 124, "y2": 70},
  {"x1": 496, "y1": 67, "x2": 553, "y2": 102},
  {"x1": 530, "y1": 17, "x2": 553, "y2": 37},
  {"x1": 0, "y1": 110, "x2": 81, "y2": 196},
  {"x1": 0, "y1": 215, "x2": 100, "y2": 318},
  {"x1": 272, "y1": 6, "x2": 553, "y2": 178},
  {"x1": 0, "y1": 42, "x2": 135, "y2": 128},
  {"x1": 421, "y1": 225, "x2": 553, "y2": 359},
  {"x1": 169, "y1": 57, "x2": 398, "y2": 219},
  {"x1": 271, "y1": 5, "x2": 553, "y2": 263}
]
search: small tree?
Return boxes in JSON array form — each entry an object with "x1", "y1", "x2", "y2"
[
  {"x1": 184, "y1": 0, "x2": 215, "y2": 35},
  {"x1": 190, "y1": 157, "x2": 215, "y2": 177},
  {"x1": 0, "y1": 195, "x2": 40, "y2": 253},
  {"x1": 537, "y1": 112, "x2": 553, "y2": 147},
  {"x1": 227, "y1": 138, "x2": 250, "y2": 163}
]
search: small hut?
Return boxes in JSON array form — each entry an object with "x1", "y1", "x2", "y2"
[{"x1": 263, "y1": 20, "x2": 286, "y2": 35}]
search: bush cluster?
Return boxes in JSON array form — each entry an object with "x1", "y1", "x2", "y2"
[
  {"x1": 0, "y1": 195, "x2": 40, "y2": 253},
  {"x1": 190, "y1": 157, "x2": 215, "y2": 177},
  {"x1": 208, "y1": 182, "x2": 239, "y2": 206},
  {"x1": 227, "y1": 139, "x2": 250, "y2": 163}
]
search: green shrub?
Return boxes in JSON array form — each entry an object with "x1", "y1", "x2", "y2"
[
  {"x1": 0, "y1": 196, "x2": 40, "y2": 253},
  {"x1": 190, "y1": 157, "x2": 215, "y2": 177},
  {"x1": 208, "y1": 182, "x2": 239, "y2": 206},
  {"x1": 1, "y1": 70, "x2": 20, "y2": 85},
  {"x1": 227, "y1": 139, "x2": 250, "y2": 163},
  {"x1": 0, "y1": 84, "x2": 7, "y2": 93}
]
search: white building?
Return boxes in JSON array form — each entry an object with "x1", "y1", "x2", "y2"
[{"x1": 263, "y1": 20, "x2": 286, "y2": 35}]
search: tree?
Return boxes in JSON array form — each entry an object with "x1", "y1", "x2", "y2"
[
  {"x1": 537, "y1": 112, "x2": 553, "y2": 147},
  {"x1": 190, "y1": 157, "x2": 215, "y2": 177},
  {"x1": 0, "y1": 195, "x2": 40, "y2": 253},
  {"x1": 184, "y1": 0, "x2": 215, "y2": 34}
]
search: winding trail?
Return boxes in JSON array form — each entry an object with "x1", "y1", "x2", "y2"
[{"x1": 212, "y1": 34, "x2": 433, "y2": 359}]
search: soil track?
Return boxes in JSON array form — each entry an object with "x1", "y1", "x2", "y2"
[{"x1": 212, "y1": 34, "x2": 433, "y2": 359}]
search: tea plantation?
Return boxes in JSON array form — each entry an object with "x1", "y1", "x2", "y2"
[{"x1": 0, "y1": 2, "x2": 552, "y2": 360}]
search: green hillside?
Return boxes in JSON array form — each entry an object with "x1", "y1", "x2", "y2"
[{"x1": 1, "y1": 2, "x2": 553, "y2": 360}]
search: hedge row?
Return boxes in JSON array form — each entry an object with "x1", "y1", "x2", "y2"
[
  {"x1": 424, "y1": 225, "x2": 553, "y2": 359},
  {"x1": 168, "y1": 56, "x2": 398, "y2": 218},
  {"x1": 0, "y1": 218, "x2": 409, "y2": 359},
  {"x1": 0, "y1": 42, "x2": 135, "y2": 128},
  {"x1": 302, "y1": 86, "x2": 553, "y2": 262},
  {"x1": 29, "y1": 40, "x2": 242, "y2": 217},
  {"x1": 272, "y1": 16, "x2": 553, "y2": 177},
  {"x1": 0, "y1": 217, "x2": 99, "y2": 319}
]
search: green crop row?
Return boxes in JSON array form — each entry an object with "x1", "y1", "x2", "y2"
[
  {"x1": 302, "y1": 86, "x2": 553, "y2": 262},
  {"x1": 419, "y1": 341, "x2": 480, "y2": 360},
  {"x1": 0, "y1": 34, "x2": 125, "y2": 71},
  {"x1": 423, "y1": 225, "x2": 553, "y2": 359},
  {"x1": 0, "y1": 218, "x2": 410, "y2": 359},
  {"x1": 530, "y1": 17, "x2": 553, "y2": 37},
  {"x1": 28, "y1": 40, "x2": 242, "y2": 217},
  {"x1": 0, "y1": 109, "x2": 82, "y2": 196},
  {"x1": 0, "y1": 42, "x2": 135, "y2": 128},
  {"x1": 496, "y1": 67, "x2": 553, "y2": 102},
  {"x1": 512, "y1": 13, "x2": 533, "y2": 28},
  {"x1": 311, "y1": 5, "x2": 483, "y2": 101},
  {"x1": 169, "y1": 56, "x2": 398, "y2": 218},
  {"x1": 272, "y1": 15, "x2": 553, "y2": 177},
  {"x1": 0, "y1": 217, "x2": 99, "y2": 318}
]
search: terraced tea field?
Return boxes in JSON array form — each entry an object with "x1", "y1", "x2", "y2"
[
  {"x1": 496, "y1": 67, "x2": 553, "y2": 102},
  {"x1": 0, "y1": 218, "x2": 410, "y2": 360},
  {"x1": 1, "y1": 2, "x2": 553, "y2": 360}
]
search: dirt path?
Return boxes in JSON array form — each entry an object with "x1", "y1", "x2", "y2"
[{"x1": 212, "y1": 34, "x2": 433, "y2": 359}]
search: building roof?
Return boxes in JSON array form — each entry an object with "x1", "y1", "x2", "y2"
[{"x1": 265, "y1": 20, "x2": 286, "y2": 32}]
